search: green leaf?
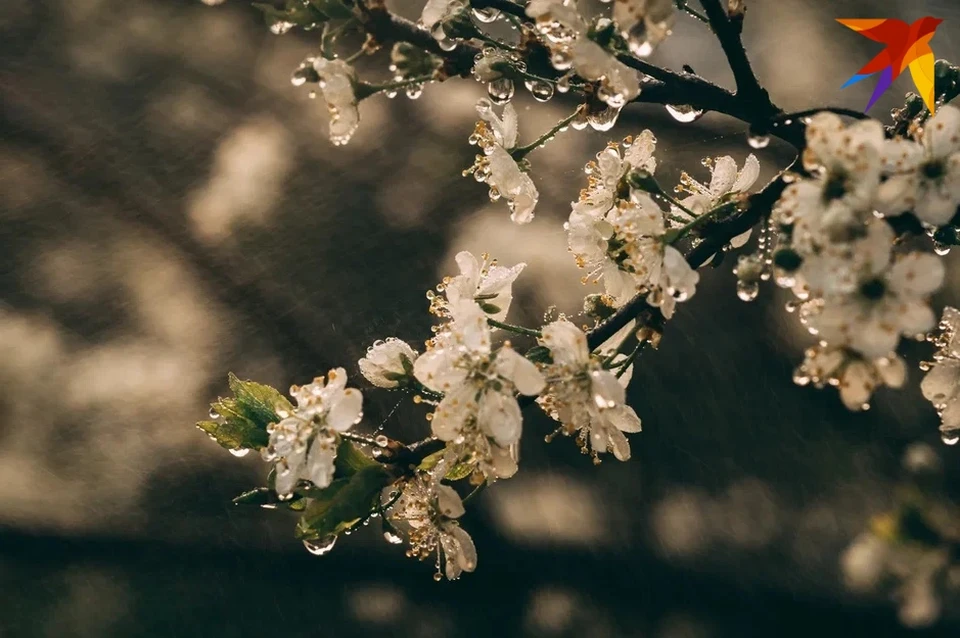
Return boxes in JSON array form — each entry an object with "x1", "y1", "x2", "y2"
[
  {"x1": 197, "y1": 419, "x2": 268, "y2": 451},
  {"x1": 200, "y1": 374, "x2": 290, "y2": 452},
  {"x1": 334, "y1": 438, "x2": 379, "y2": 477},
  {"x1": 479, "y1": 302, "x2": 502, "y2": 315},
  {"x1": 296, "y1": 465, "x2": 391, "y2": 540},
  {"x1": 444, "y1": 462, "x2": 474, "y2": 481}
]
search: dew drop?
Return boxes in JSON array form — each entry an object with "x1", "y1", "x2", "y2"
[
  {"x1": 942, "y1": 430, "x2": 960, "y2": 446},
  {"x1": 587, "y1": 105, "x2": 621, "y2": 131},
  {"x1": 433, "y1": 572, "x2": 443, "y2": 582},
  {"x1": 229, "y1": 448, "x2": 250, "y2": 458},
  {"x1": 208, "y1": 407, "x2": 221, "y2": 420},
  {"x1": 303, "y1": 535, "x2": 337, "y2": 556},
  {"x1": 736, "y1": 281, "x2": 759, "y2": 302},
  {"x1": 665, "y1": 104, "x2": 704, "y2": 123},
  {"x1": 487, "y1": 78, "x2": 515, "y2": 105},
  {"x1": 934, "y1": 242, "x2": 951, "y2": 256},
  {"x1": 269, "y1": 21, "x2": 294, "y2": 35},
  {"x1": 747, "y1": 131, "x2": 770, "y2": 149},
  {"x1": 524, "y1": 79, "x2": 554, "y2": 102},
  {"x1": 556, "y1": 73, "x2": 572, "y2": 94}
]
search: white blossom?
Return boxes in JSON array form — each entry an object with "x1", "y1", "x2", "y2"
[
  {"x1": 792, "y1": 343, "x2": 906, "y2": 411},
  {"x1": 675, "y1": 153, "x2": 760, "y2": 247},
  {"x1": 920, "y1": 306, "x2": 960, "y2": 442},
  {"x1": 467, "y1": 100, "x2": 539, "y2": 224},
  {"x1": 525, "y1": 0, "x2": 640, "y2": 108},
  {"x1": 573, "y1": 132, "x2": 657, "y2": 217},
  {"x1": 389, "y1": 463, "x2": 477, "y2": 580},
  {"x1": 538, "y1": 320, "x2": 642, "y2": 460},
  {"x1": 413, "y1": 301, "x2": 545, "y2": 479},
  {"x1": 570, "y1": 39, "x2": 640, "y2": 108},
  {"x1": 313, "y1": 58, "x2": 360, "y2": 146},
  {"x1": 432, "y1": 250, "x2": 525, "y2": 322},
  {"x1": 801, "y1": 223, "x2": 943, "y2": 358},
  {"x1": 612, "y1": 0, "x2": 676, "y2": 57},
  {"x1": 359, "y1": 338, "x2": 419, "y2": 388},
  {"x1": 567, "y1": 191, "x2": 698, "y2": 316},
  {"x1": 877, "y1": 104, "x2": 960, "y2": 225},
  {"x1": 774, "y1": 114, "x2": 884, "y2": 253},
  {"x1": 261, "y1": 368, "x2": 363, "y2": 496}
]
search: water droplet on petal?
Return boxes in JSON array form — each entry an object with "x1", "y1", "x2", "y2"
[
  {"x1": 208, "y1": 407, "x2": 221, "y2": 420},
  {"x1": 303, "y1": 535, "x2": 338, "y2": 556},
  {"x1": 229, "y1": 448, "x2": 250, "y2": 458},
  {"x1": 942, "y1": 430, "x2": 959, "y2": 446},
  {"x1": 934, "y1": 242, "x2": 951, "y2": 256}
]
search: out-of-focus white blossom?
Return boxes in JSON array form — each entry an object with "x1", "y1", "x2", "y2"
[
  {"x1": 261, "y1": 369, "x2": 363, "y2": 496},
  {"x1": 466, "y1": 100, "x2": 539, "y2": 223},
  {"x1": 920, "y1": 306, "x2": 960, "y2": 443},
  {"x1": 792, "y1": 343, "x2": 906, "y2": 411},
  {"x1": 413, "y1": 301, "x2": 545, "y2": 479},
  {"x1": 429, "y1": 250, "x2": 525, "y2": 323},
  {"x1": 774, "y1": 114, "x2": 884, "y2": 253},
  {"x1": 801, "y1": 222, "x2": 943, "y2": 359},
  {"x1": 389, "y1": 462, "x2": 477, "y2": 580},
  {"x1": 359, "y1": 338, "x2": 419, "y2": 388},
  {"x1": 612, "y1": 0, "x2": 676, "y2": 57},
  {"x1": 313, "y1": 58, "x2": 360, "y2": 146},
  {"x1": 877, "y1": 104, "x2": 960, "y2": 225},
  {"x1": 570, "y1": 39, "x2": 640, "y2": 108},
  {"x1": 538, "y1": 320, "x2": 642, "y2": 461}
]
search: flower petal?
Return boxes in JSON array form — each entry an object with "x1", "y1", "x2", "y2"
[
  {"x1": 496, "y1": 346, "x2": 546, "y2": 395},
  {"x1": 477, "y1": 390, "x2": 523, "y2": 446},
  {"x1": 326, "y1": 387, "x2": 363, "y2": 432}
]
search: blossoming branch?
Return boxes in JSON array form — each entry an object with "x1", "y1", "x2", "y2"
[{"x1": 196, "y1": 0, "x2": 960, "y2": 625}]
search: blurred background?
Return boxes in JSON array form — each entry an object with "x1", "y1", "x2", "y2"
[{"x1": 1, "y1": 0, "x2": 959, "y2": 636}]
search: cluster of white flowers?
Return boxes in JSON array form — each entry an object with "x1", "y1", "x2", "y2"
[
  {"x1": 565, "y1": 132, "x2": 700, "y2": 317},
  {"x1": 465, "y1": 99, "x2": 540, "y2": 223},
  {"x1": 772, "y1": 110, "x2": 953, "y2": 410},
  {"x1": 261, "y1": 369, "x2": 364, "y2": 497}
]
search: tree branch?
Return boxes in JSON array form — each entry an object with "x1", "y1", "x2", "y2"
[{"x1": 697, "y1": 0, "x2": 771, "y2": 110}]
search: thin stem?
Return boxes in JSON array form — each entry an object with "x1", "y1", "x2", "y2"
[
  {"x1": 462, "y1": 481, "x2": 487, "y2": 504},
  {"x1": 615, "y1": 343, "x2": 643, "y2": 378},
  {"x1": 487, "y1": 318, "x2": 543, "y2": 338},
  {"x1": 475, "y1": 32, "x2": 520, "y2": 53},
  {"x1": 511, "y1": 108, "x2": 581, "y2": 160},
  {"x1": 357, "y1": 76, "x2": 434, "y2": 99},
  {"x1": 667, "y1": 200, "x2": 738, "y2": 244}
]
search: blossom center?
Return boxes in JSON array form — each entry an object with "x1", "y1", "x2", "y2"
[
  {"x1": 921, "y1": 160, "x2": 946, "y2": 180},
  {"x1": 822, "y1": 170, "x2": 850, "y2": 202},
  {"x1": 859, "y1": 278, "x2": 887, "y2": 300}
]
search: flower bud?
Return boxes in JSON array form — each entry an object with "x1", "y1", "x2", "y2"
[{"x1": 359, "y1": 338, "x2": 419, "y2": 388}]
